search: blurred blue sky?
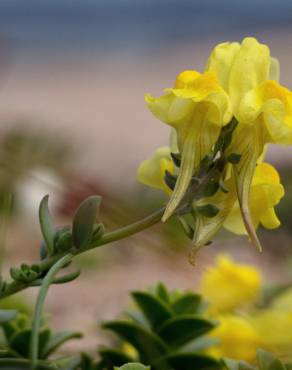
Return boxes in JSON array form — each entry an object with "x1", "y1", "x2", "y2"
[{"x1": 0, "y1": 0, "x2": 291, "y2": 57}]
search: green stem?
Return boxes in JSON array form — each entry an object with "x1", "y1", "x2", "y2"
[
  {"x1": 30, "y1": 253, "x2": 73, "y2": 370},
  {"x1": 1, "y1": 207, "x2": 165, "y2": 298}
]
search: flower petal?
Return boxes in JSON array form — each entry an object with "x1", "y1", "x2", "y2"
[
  {"x1": 229, "y1": 37, "x2": 270, "y2": 115},
  {"x1": 205, "y1": 41, "x2": 240, "y2": 90},
  {"x1": 137, "y1": 147, "x2": 174, "y2": 194}
]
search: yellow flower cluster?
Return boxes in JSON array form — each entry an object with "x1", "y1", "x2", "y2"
[
  {"x1": 201, "y1": 255, "x2": 292, "y2": 362},
  {"x1": 138, "y1": 37, "x2": 290, "y2": 251}
]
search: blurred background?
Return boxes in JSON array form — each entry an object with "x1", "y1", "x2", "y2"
[{"x1": 0, "y1": 0, "x2": 292, "y2": 353}]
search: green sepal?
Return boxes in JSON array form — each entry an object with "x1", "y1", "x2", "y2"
[
  {"x1": 201, "y1": 181, "x2": 219, "y2": 197},
  {"x1": 227, "y1": 153, "x2": 241, "y2": 164},
  {"x1": 196, "y1": 204, "x2": 220, "y2": 218},
  {"x1": 170, "y1": 152, "x2": 181, "y2": 167},
  {"x1": 164, "y1": 170, "x2": 177, "y2": 191}
]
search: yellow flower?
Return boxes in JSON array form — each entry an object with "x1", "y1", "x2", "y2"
[
  {"x1": 200, "y1": 255, "x2": 262, "y2": 313},
  {"x1": 146, "y1": 70, "x2": 232, "y2": 221},
  {"x1": 192, "y1": 162, "x2": 283, "y2": 249},
  {"x1": 137, "y1": 147, "x2": 174, "y2": 195},
  {"x1": 252, "y1": 309, "x2": 292, "y2": 360},
  {"x1": 208, "y1": 315, "x2": 262, "y2": 362},
  {"x1": 206, "y1": 37, "x2": 292, "y2": 250},
  {"x1": 223, "y1": 162, "x2": 284, "y2": 234}
]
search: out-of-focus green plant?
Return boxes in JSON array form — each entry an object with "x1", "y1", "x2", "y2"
[
  {"x1": 0, "y1": 308, "x2": 81, "y2": 369},
  {"x1": 224, "y1": 349, "x2": 292, "y2": 370},
  {"x1": 97, "y1": 283, "x2": 220, "y2": 370}
]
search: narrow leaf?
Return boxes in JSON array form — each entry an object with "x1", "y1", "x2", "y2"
[
  {"x1": 171, "y1": 293, "x2": 202, "y2": 315},
  {"x1": 72, "y1": 196, "x2": 102, "y2": 249},
  {"x1": 0, "y1": 310, "x2": 17, "y2": 323},
  {"x1": 42, "y1": 330, "x2": 82, "y2": 358},
  {"x1": 102, "y1": 320, "x2": 167, "y2": 365},
  {"x1": 131, "y1": 292, "x2": 173, "y2": 329},
  {"x1": 157, "y1": 315, "x2": 216, "y2": 348},
  {"x1": 154, "y1": 353, "x2": 221, "y2": 370},
  {"x1": 39, "y1": 195, "x2": 55, "y2": 255}
]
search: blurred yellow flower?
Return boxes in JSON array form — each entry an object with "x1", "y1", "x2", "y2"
[
  {"x1": 201, "y1": 255, "x2": 262, "y2": 313},
  {"x1": 252, "y1": 309, "x2": 292, "y2": 360},
  {"x1": 223, "y1": 162, "x2": 284, "y2": 234},
  {"x1": 146, "y1": 70, "x2": 232, "y2": 222},
  {"x1": 208, "y1": 315, "x2": 262, "y2": 361}
]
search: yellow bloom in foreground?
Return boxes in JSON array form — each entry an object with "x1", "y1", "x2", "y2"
[
  {"x1": 252, "y1": 309, "x2": 292, "y2": 359},
  {"x1": 206, "y1": 37, "x2": 292, "y2": 250},
  {"x1": 201, "y1": 255, "x2": 262, "y2": 313},
  {"x1": 223, "y1": 162, "x2": 284, "y2": 234},
  {"x1": 146, "y1": 70, "x2": 232, "y2": 221},
  {"x1": 137, "y1": 147, "x2": 174, "y2": 195},
  {"x1": 209, "y1": 315, "x2": 262, "y2": 362}
]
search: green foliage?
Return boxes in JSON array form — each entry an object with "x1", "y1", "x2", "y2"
[
  {"x1": 0, "y1": 310, "x2": 82, "y2": 364},
  {"x1": 98, "y1": 283, "x2": 220, "y2": 370},
  {"x1": 114, "y1": 364, "x2": 151, "y2": 370},
  {"x1": 224, "y1": 349, "x2": 292, "y2": 370}
]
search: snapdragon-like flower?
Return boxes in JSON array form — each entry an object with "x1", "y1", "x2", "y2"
[
  {"x1": 145, "y1": 71, "x2": 232, "y2": 221},
  {"x1": 140, "y1": 36, "x2": 290, "y2": 251},
  {"x1": 224, "y1": 162, "x2": 284, "y2": 234},
  {"x1": 206, "y1": 37, "x2": 292, "y2": 250},
  {"x1": 137, "y1": 146, "x2": 284, "y2": 250}
]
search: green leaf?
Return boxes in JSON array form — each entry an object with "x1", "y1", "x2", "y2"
[
  {"x1": 39, "y1": 195, "x2": 55, "y2": 256},
  {"x1": 171, "y1": 293, "x2": 202, "y2": 315},
  {"x1": 0, "y1": 358, "x2": 54, "y2": 370},
  {"x1": 257, "y1": 350, "x2": 279, "y2": 370},
  {"x1": 114, "y1": 363, "x2": 151, "y2": 370},
  {"x1": 42, "y1": 330, "x2": 82, "y2": 358},
  {"x1": 227, "y1": 153, "x2": 241, "y2": 164},
  {"x1": 155, "y1": 283, "x2": 170, "y2": 304},
  {"x1": 202, "y1": 181, "x2": 219, "y2": 198},
  {"x1": 170, "y1": 152, "x2": 181, "y2": 167},
  {"x1": 157, "y1": 315, "x2": 216, "y2": 348},
  {"x1": 9, "y1": 328, "x2": 51, "y2": 358},
  {"x1": 99, "y1": 348, "x2": 135, "y2": 368},
  {"x1": 268, "y1": 360, "x2": 285, "y2": 370},
  {"x1": 102, "y1": 320, "x2": 167, "y2": 364},
  {"x1": 131, "y1": 292, "x2": 173, "y2": 329},
  {"x1": 154, "y1": 352, "x2": 221, "y2": 370},
  {"x1": 72, "y1": 196, "x2": 102, "y2": 249},
  {"x1": 196, "y1": 204, "x2": 220, "y2": 218},
  {"x1": 0, "y1": 310, "x2": 17, "y2": 324},
  {"x1": 181, "y1": 336, "x2": 219, "y2": 352}
]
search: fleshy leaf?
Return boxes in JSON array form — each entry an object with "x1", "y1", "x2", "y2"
[
  {"x1": 39, "y1": 195, "x2": 55, "y2": 256},
  {"x1": 72, "y1": 195, "x2": 102, "y2": 249}
]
